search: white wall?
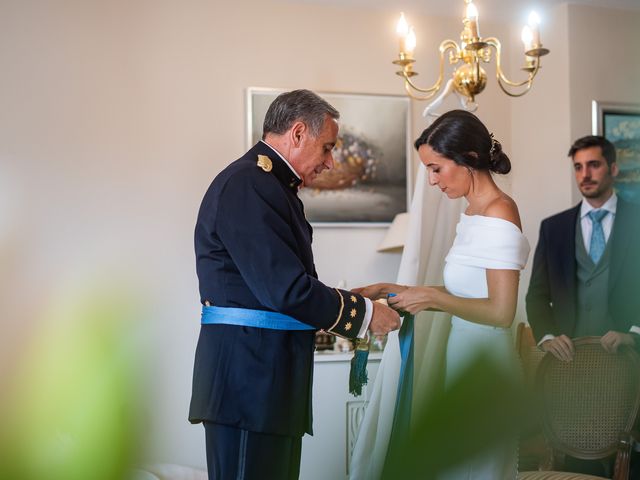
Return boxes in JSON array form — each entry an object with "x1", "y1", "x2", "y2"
[
  {"x1": 567, "y1": 4, "x2": 640, "y2": 202},
  {"x1": 1, "y1": 0, "x2": 637, "y2": 472},
  {"x1": 509, "y1": 3, "x2": 640, "y2": 326},
  {"x1": 509, "y1": 3, "x2": 573, "y2": 325},
  {"x1": 0, "y1": 0, "x2": 509, "y2": 470}
]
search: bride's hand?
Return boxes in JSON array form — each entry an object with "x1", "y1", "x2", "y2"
[
  {"x1": 387, "y1": 286, "x2": 444, "y2": 315},
  {"x1": 351, "y1": 283, "x2": 407, "y2": 301}
]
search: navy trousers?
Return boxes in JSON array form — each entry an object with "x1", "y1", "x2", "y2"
[{"x1": 203, "y1": 422, "x2": 302, "y2": 480}]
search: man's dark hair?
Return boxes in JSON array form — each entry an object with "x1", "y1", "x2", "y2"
[
  {"x1": 262, "y1": 89, "x2": 339, "y2": 139},
  {"x1": 568, "y1": 135, "x2": 616, "y2": 166}
]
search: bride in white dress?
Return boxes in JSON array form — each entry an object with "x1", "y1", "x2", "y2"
[{"x1": 353, "y1": 110, "x2": 529, "y2": 479}]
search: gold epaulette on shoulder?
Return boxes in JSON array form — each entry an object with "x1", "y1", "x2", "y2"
[
  {"x1": 257, "y1": 154, "x2": 272, "y2": 172},
  {"x1": 327, "y1": 289, "x2": 366, "y2": 339}
]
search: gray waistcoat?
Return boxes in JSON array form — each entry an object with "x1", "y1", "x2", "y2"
[{"x1": 574, "y1": 216, "x2": 614, "y2": 337}]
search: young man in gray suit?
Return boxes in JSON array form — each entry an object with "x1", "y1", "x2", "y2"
[
  {"x1": 527, "y1": 135, "x2": 640, "y2": 359},
  {"x1": 526, "y1": 135, "x2": 640, "y2": 476}
]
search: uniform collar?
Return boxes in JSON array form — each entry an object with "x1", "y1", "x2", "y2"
[{"x1": 255, "y1": 141, "x2": 303, "y2": 191}]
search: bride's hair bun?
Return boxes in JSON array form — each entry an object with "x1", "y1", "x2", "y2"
[
  {"x1": 489, "y1": 137, "x2": 511, "y2": 174},
  {"x1": 414, "y1": 110, "x2": 512, "y2": 176}
]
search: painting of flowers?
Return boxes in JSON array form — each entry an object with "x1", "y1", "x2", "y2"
[{"x1": 248, "y1": 89, "x2": 411, "y2": 224}]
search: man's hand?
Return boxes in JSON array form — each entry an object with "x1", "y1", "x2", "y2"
[
  {"x1": 541, "y1": 335, "x2": 575, "y2": 362},
  {"x1": 369, "y1": 301, "x2": 401, "y2": 335},
  {"x1": 600, "y1": 330, "x2": 635, "y2": 353},
  {"x1": 352, "y1": 283, "x2": 407, "y2": 301}
]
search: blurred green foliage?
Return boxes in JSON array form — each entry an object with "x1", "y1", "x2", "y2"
[
  {"x1": 383, "y1": 353, "x2": 535, "y2": 479},
  {"x1": 0, "y1": 290, "x2": 145, "y2": 480}
]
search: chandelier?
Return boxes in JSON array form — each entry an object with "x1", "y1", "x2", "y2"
[{"x1": 393, "y1": 0, "x2": 550, "y2": 103}]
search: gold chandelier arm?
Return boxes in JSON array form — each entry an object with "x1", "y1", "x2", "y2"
[
  {"x1": 484, "y1": 37, "x2": 541, "y2": 96},
  {"x1": 400, "y1": 39, "x2": 460, "y2": 100},
  {"x1": 496, "y1": 76, "x2": 534, "y2": 97},
  {"x1": 402, "y1": 81, "x2": 439, "y2": 100}
]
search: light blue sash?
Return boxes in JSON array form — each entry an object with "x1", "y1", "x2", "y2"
[
  {"x1": 391, "y1": 312, "x2": 414, "y2": 436},
  {"x1": 382, "y1": 293, "x2": 414, "y2": 474},
  {"x1": 201, "y1": 306, "x2": 315, "y2": 331}
]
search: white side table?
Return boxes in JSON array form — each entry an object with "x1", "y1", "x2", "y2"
[{"x1": 299, "y1": 351, "x2": 382, "y2": 480}]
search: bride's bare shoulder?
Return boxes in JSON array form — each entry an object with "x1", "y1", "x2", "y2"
[{"x1": 483, "y1": 195, "x2": 522, "y2": 230}]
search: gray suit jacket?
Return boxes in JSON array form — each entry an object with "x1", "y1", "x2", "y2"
[{"x1": 526, "y1": 198, "x2": 640, "y2": 343}]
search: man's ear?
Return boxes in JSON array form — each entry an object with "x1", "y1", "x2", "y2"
[
  {"x1": 290, "y1": 121, "x2": 307, "y2": 147},
  {"x1": 610, "y1": 162, "x2": 619, "y2": 178}
]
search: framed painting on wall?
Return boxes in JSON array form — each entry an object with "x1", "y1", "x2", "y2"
[
  {"x1": 247, "y1": 88, "x2": 411, "y2": 226},
  {"x1": 592, "y1": 100, "x2": 640, "y2": 204}
]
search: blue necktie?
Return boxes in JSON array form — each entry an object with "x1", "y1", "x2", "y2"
[{"x1": 588, "y1": 209, "x2": 608, "y2": 264}]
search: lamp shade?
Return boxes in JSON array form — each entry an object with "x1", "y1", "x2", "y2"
[{"x1": 377, "y1": 212, "x2": 409, "y2": 252}]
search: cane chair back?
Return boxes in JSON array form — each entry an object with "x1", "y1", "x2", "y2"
[
  {"x1": 535, "y1": 337, "x2": 640, "y2": 460},
  {"x1": 516, "y1": 324, "x2": 551, "y2": 471}
]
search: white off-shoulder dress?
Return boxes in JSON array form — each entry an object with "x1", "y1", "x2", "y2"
[{"x1": 439, "y1": 214, "x2": 530, "y2": 480}]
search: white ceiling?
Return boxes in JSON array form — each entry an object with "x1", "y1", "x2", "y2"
[{"x1": 291, "y1": 0, "x2": 640, "y2": 22}]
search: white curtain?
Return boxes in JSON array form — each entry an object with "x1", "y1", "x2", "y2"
[{"x1": 349, "y1": 163, "x2": 464, "y2": 480}]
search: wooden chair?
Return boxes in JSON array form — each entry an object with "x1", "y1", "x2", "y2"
[
  {"x1": 516, "y1": 323, "x2": 547, "y2": 388},
  {"x1": 516, "y1": 323, "x2": 552, "y2": 471},
  {"x1": 518, "y1": 336, "x2": 640, "y2": 480}
]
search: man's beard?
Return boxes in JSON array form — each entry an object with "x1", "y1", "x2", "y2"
[
  {"x1": 580, "y1": 181, "x2": 611, "y2": 199},
  {"x1": 580, "y1": 185, "x2": 600, "y2": 198}
]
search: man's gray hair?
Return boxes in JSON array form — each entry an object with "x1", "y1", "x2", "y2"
[{"x1": 262, "y1": 89, "x2": 339, "y2": 139}]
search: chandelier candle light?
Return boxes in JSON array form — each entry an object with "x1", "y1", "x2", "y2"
[{"x1": 393, "y1": 1, "x2": 550, "y2": 102}]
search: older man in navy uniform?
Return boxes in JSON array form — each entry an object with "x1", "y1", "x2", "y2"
[{"x1": 189, "y1": 89, "x2": 400, "y2": 480}]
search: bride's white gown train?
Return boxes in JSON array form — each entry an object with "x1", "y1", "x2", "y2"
[
  {"x1": 437, "y1": 213, "x2": 530, "y2": 480},
  {"x1": 349, "y1": 160, "x2": 529, "y2": 479}
]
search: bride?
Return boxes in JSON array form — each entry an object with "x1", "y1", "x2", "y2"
[{"x1": 352, "y1": 110, "x2": 530, "y2": 479}]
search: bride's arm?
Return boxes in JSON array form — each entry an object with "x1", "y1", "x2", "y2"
[
  {"x1": 351, "y1": 282, "x2": 408, "y2": 301},
  {"x1": 388, "y1": 269, "x2": 519, "y2": 328}
]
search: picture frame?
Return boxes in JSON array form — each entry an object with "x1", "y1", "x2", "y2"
[
  {"x1": 592, "y1": 100, "x2": 640, "y2": 204},
  {"x1": 247, "y1": 88, "x2": 412, "y2": 226}
]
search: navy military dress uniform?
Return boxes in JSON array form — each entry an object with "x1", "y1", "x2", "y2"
[{"x1": 189, "y1": 141, "x2": 367, "y2": 479}]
